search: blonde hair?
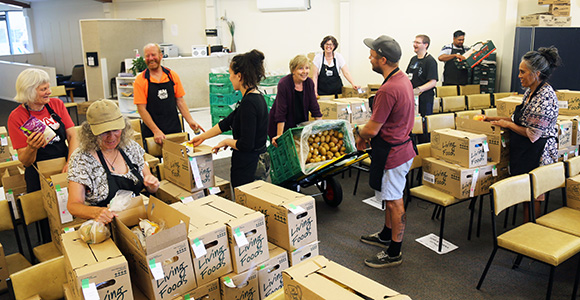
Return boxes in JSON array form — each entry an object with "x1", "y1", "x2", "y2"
[
  {"x1": 78, "y1": 118, "x2": 134, "y2": 152},
  {"x1": 289, "y1": 55, "x2": 309, "y2": 73},
  {"x1": 14, "y1": 68, "x2": 50, "y2": 104},
  {"x1": 143, "y1": 43, "x2": 161, "y2": 55}
]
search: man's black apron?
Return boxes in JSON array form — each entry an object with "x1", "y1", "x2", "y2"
[
  {"x1": 95, "y1": 149, "x2": 144, "y2": 207},
  {"x1": 24, "y1": 104, "x2": 69, "y2": 193},
  {"x1": 443, "y1": 45, "x2": 468, "y2": 86},
  {"x1": 317, "y1": 56, "x2": 343, "y2": 97},
  {"x1": 368, "y1": 68, "x2": 417, "y2": 191},
  {"x1": 509, "y1": 82, "x2": 552, "y2": 176},
  {"x1": 141, "y1": 67, "x2": 182, "y2": 138},
  {"x1": 229, "y1": 90, "x2": 266, "y2": 188}
]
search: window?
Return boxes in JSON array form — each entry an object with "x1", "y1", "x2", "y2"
[{"x1": 0, "y1": 11, "x2": 31, "y2": 55}]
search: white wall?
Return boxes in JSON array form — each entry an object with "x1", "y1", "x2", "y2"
[{"x1": 28, "y1": 0, "x2": 106, "y2": 75}]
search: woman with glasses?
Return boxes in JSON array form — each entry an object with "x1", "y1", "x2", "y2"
[{"x1": 312, "y1": 35, "x2": 359, "y2": 97}]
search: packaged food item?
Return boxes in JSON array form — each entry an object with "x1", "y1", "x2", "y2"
[
  {"x1": 473, "y1": 115, "x2": 485, "y2": 121},
  {"x1": 181, "y1": 141, "x2": 195, "y2": 157},
  {"x1": 79, "y1": 220, "x2": 111, "y2": 244},
  {"x1": 130, "y1": 218, "x2": 164, "y2": 250},
  {"x1": 20, "y1": 116, "x2": 57, "y2": 143}
]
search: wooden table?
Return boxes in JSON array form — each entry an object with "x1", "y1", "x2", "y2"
[{"x1": 65, "y1": 87, "x2": 75, "y2": 103}]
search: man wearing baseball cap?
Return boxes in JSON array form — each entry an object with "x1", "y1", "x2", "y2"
[{"x1": 356, "y1": 35, "x2": 416, "y2": 268}]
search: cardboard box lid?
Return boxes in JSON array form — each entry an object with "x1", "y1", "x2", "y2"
[
  {"x1": 433, "y1": 128, "x2": 487, "y2": 140},
  {"x1": 496, "y1": 95, "x2": 523, "y2": 103},
  {"x1": 284, "y1": 256, "x2": 400, "y2": 299},
  {"x1": 163, "y1": 140, "x2": 212, "y2": 159},
  {"x1": 236, "y1": 180, "x2": 314, "y2": 207},
  {"x1": 62, "y1": 231, "x2": 123, "y2": 270},
  {"x1": 36, "y1": 157, "x2": 66, "y2": 178},
  {"x1": 455, "y1": 118, "x2": 504, "y2": 136},
  {"x1": 193, "y1": 194, "x2": 255, "y2": 219}
]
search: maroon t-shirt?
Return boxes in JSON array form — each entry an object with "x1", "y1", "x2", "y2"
[{"x1": 370, "y1": 71, "x2": 416, "y2": 169}]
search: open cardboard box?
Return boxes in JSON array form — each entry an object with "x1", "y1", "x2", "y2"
[
  {"x1": 2, "y1": 165, "x2": 25, "y2": 219},
  {"x1": 235, "y1": 180, "x2": 318, "y2": 251},
  {"x1": 170, "y1": 201, "x2": 233, "y2": 286},
  {"x1": 62, "y1": 231, "x2": 133, "y2": 300},
  {"x1": 112, "y1": 196, "x2": 196, "y2": 300},
  {"x1": 162, "y1": 140, "x2": 215, "y2": 192},
  {"x1": 283, "y1": 255, "x2": 410, "y2": 300}
]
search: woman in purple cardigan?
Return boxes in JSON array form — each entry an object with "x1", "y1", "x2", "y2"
[{"x1": 268, "y1": 55, "x2": 322, "y2": 146}]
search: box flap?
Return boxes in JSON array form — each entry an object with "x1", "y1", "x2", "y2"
[
  {"x1": 62, "y1": 231, "x2": 97, "y2": 269},
  {"x1": 433, "y1": 128, "x2": 487, "y2": 140},
  {"x1": 36, "y1": 157, "x2": 66, "y2": 178},
  {"x1": 195, "y1": 194, "x2": 255, "y2": 219},
  {"x1": 455, "y1": 118, "x2": 503, "y2": 136},
  {"x1": 145, "y1": 197, "x2": 190, "y2": 254},
  {"x1": 235, "y1": 180, "x2": 309, "y2": 206}
]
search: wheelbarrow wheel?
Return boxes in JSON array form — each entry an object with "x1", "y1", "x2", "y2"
[{"x1": 317, "y1": 177, "x2": 343, "y2": 207}]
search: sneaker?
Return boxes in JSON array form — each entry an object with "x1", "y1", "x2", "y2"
[
  {"x1": 360, "y1": 232, "x2": 391, "y2": 249},
  {"x1": 364, "y1": 251, "x2": 403, "y2": 268}
]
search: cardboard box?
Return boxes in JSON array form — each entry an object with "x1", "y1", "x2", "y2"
[
  {"x1": 566, "y1": 174, "x2": 580, "y2": 210},
  {"x1": 552, "y1": 16, "x2": 571, "y2": 26},
  {"x1": 496, "y1": 96, "x2": 523, "y2": 117},
  {"x1": 2, "y1": 166, "x2": 25, "y2": 219},
  {"x1": 156, "y1": 180, "x2": 206, "y2": 204},
  {"x1": 336, "y1": 98, "x2": 372, "y2": 125},
  {"x1": 37, "y1": 158, "x2": 78, "y2": 225},
  {"x1": 342, "y1": 86, "x2": 369, "y2": 99},
  {"x1": 422, "y1": 157, "x2": 498, "y2": 199},
  {"x1": 430, "y1": 129, "x2": 488, "y2": 168},
  {"x1": 557, "y1": 146, "x2": 578, "y2": 162},
  {"x1": 558, "y1": 116, "x2": 580, "y2": 145},
  {"x1": 170, "y1": 200, "x2": 233, "y2": 286},
  {"x1": 520, "y1": 14, "x2": 554, "y2": 26},
  {"x1": 550, "y1": 4, "x2": 570, "y2": 16},
  {"x1": 459, "y1": 85, "x2": 481, "y2": 96},
  {"x1": 205, "y1": 176, "x2": 232, "y2": 200},
  {"x1": 258, "y1": 243, "x2": 289, "y2": 299},
  {"x1": 315, "y1": 100, "x2": 351, "y2": 122},
  {"x1": 235, "y1": 180, "x2": 318, "y2": 251},
  {"x1": 539, "y1": 0, "x2": 570, "y2": 4},
  {"x1": 189, "y1": 195, "x2": 269, "y2": 274},
  {"x1": 220, "y1": 269, "x2": 259, "y2": 300},
  {"x1": 282, "y1": 256, "x2": 409, "y2": 300},
  {"x1": 112, "y1": 196, "x2": 196, "y2": 300},
  {"x1": 0, "y1": 243, "x2": 7, "y2": 291},
  {"x1": 0, "y1": 127, "x2": 11, "y2": 161},
  {"x1": 162, "y1": 140, "x2": 215, "y2": 192},
  {"x1": 173, "y1": 279, "x2": 221, "y2": 300},
  {"x1": 288, "y1": 241, "x2": 320, "y2": 266},
  {"x1": 557, "y1": 120, "x2": 573, "y2": 149},
  {"x1": 466, "y1": 94, "x2": 490, "y2": 109},
  {"x1": 62, "y1": 231, "x2": 133, "y2": 300},
  {"x1": 436, "y1": 86, "x2": 458, "y2": 97},
  {"x1": 455, "y1": 118, "x2": 510, "y2": 163},
  {"x1": 557, "y1": 90, "x2": 580, "y2": 115},
  {"x1": 440, "y1": 96, "x2": 466, "y2": 112}
]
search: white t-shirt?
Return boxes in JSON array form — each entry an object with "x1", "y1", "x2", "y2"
[{"x1": 312, "y1": 52, "x2": 347, "y2": 75}]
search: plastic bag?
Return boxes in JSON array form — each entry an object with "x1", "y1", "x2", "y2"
[
  {"x1": 108, "y1": 190, "x2": 136, "y2": 212},
  {"x1": 298, "y1": 120, "x2": 356, "y2": 174},
  {"x1": 79, "y1": 220, "x2": 111, "y2": 244}
]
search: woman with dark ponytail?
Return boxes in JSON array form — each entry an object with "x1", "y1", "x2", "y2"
[
  {"x1": 484, "y1": 46, "x2": 561, "y2": 221},
  {"x1": 190, "y1": 49, "x2": 268, "y2": 187}
]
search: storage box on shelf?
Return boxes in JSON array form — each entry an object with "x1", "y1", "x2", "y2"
[{"x1": 116, "y1": 76, "x2": 136, "y2": 114}]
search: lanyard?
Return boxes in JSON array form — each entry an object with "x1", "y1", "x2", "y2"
[{"x1": 382, "y1": 67, "x2": 400, "y2": 85}]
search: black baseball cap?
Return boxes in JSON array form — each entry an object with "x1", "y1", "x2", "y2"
[{"x1": 363, "y1": 35, "x2": 402, "y2": 63}]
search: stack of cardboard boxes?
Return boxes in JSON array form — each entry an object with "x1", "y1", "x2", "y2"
[
  {"x1": 315, "y1": 97, "x2": 371, "y2": 127},
  {"x1": 0, "y1": 127, "x2": 16, "y2": 163},
  {"x1": 520, "y1": 0, "x2": 571, "y2": 27},
  {"x1": 424, "y1": 128, "x2": 503, "y2": 199}
]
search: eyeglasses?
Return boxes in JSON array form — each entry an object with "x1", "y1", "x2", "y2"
[{"x1": 413, "y1": 41, "x2": 425, "y2": 45}]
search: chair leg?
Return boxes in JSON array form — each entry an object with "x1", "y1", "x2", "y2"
[
  {"x1": 546, "y1": 266, "x2": 555, "y2": 300},
  {"x1": 438, "y1": 207, "x2": 446, "y2": 253},
  {"x1": 543, "y1": 191, "x2": 551, "y2": 215},
  {"x1": 572, "y1": 255, "x2": 580, "y2": 300},
  {"x1": 512, "y1": 254, "x2": 523, "y2": 269},
  {"x1": 436, "y1": 206, "x2": 442, "y2": 219},
  {"x1": 431, "y1": 205, "x2": 439, "y2": 220},
  {"x1": 22, "y1": 223, "x2": 35, "y2": 263},
  {"x1": 353, "y1": 168, "x2": 362, "y2": 196},
  {"x1": 503, "y1": 207, "x2": 510, "y2": 228},
  {"x1": 512, "y1": 203, "x2": 518, "y2": 225},
  {"x1": 477, "y1": 194, "x2": 484, "y2": 238},
  {"x1": 477, "y1": 247, "x2": 498, "y2": 290}
]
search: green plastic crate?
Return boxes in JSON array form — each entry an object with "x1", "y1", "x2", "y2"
[
  {"x1": 211, "y1": 115, "x2": 232, "y2": 135},
  {"x1": 260, "y1": 75, "x2": 284, "y2": 87},
  {"x1": 210, "y1": 91, "x2": 242, "y2": 106},
  {"x1": 211, "y1": 104, "x2": 234, "y2": 117},
  {"x1": 210, "y1": 82, "x2": 234, "y2": 94},
  {"x1": 209, "y1": 73, "x2": 231, "y2": 84},
  {"x1": 268, "y1": 127, "x2": 303, "y2": 184},
  {"x1": 264, "y1": 94, "x2": 276, "y2": 108}
]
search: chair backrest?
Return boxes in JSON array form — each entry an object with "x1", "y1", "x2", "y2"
[
  {"x1": 441, "y1": 96, "x2": 466, "y2": 112},
  {"x1": 425, "y1": 113, "x2": 455, "y2": 133},
  {"x1": 145, "y1": 132, "x2": 189, "y2": 157},
  {"x1": 483, "y1": 108, "x2": 497, "y2": 117},
  {"x1": 70, "y1": 65, "x2": 85, "y2": 82},
  {"x1": 490, "y1": 174, "x2": 531, "y2": 215},
  {"x1": 130, "y1": 118, "x2": 142, "y2": 133},
  {"x1": 410, "y1": 143, "x2": 431, "y2": 170},
  {"x1": 18, "y1": 191, "x2": 46, "y2": 226},
  {"x1": 466, "y1": 94, "x2": 491, "y2": 110},
  {"x1": 436, "y1": 86, "x2": 458, "y2": 97},
  {"x1": 565, "y1": 156, "x2": 580, "y2": 177},
  {"x1": 455, "y1": 110, "x2": 482, "y2": 120},
  {"x1": 412, "y1": 116, "x2": 423, "y2": 135},
  {"x1": 529, "y1": 162, "x2": 566, "y2": 198},
  {"x1": 49, "y1": 86, "x2": 66, "y2": 97},
  {"x1": 10, "y1": 256, "x2": 66, "y2": 300},
  {"x1": 0, "y1": 200, "x2": 15, "y2": 231}
]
